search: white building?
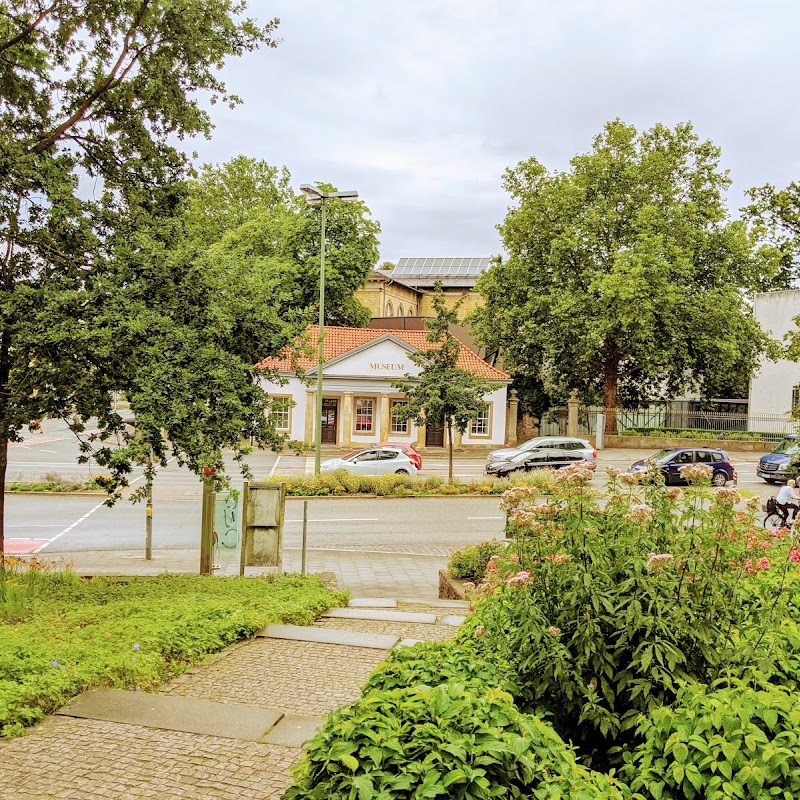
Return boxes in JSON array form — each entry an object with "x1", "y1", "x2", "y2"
[
  {"x1": 749, "y1": 289, "x2": 800, "y2": 420},
  {"x1": 257, "y1": 325, "x2": 513, "y2": 450}
]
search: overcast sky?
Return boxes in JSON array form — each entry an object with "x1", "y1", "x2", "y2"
[{"x1": 190, "y1": 0, "x2": 800, "y2": 263}]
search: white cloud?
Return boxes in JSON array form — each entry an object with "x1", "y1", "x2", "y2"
[{"x1": 190, "y1": 0, "x2": 800, "y2": 261}]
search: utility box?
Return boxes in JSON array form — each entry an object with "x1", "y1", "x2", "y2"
[
  {"x1": 213, "y1": 491, "x2": 240, "y2": 548},
  {"x1": 240, "y1": 482, "x2": 285, "y2": 573}
]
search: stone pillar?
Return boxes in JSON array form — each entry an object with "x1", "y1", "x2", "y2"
[
  {"x1": 416, "y1": 418, "x2": 426, "y2": 451},
  {"x1": 506, "y1": 389, "x2": 519, "y2": 446},
  {"x1": 304, "y1": 390, "x2": 315, "y2": 445},
  {"x1": 342, "y1": 392, "x2": 354, "y2": 449},
  {"x1": 379, "y1": 393, "x2": 390, "y2": 441},
  {"x1": 567, "y1": 389, "x2": 580, "y2": 437}
]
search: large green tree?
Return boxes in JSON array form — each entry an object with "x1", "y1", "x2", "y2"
[
  {"x1": 0, "y1": 1, "x2": 281, "y2": 552},
  {"x1": 472, "y1": 120, "x2": 779, "y2": 432},
  {"x1": 198, "y1": 166, "x2": 381, "y2": 328},
  {"x1": 394, "y1": 288, "x2": 499, "y2": 481}
]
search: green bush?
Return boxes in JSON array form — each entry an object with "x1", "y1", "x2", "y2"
[
  {"x1": 284, "y1": 682, "x2": 628, "y2": 799},
  {"x1": 619, "y1": 682, "x2": 800, "y2": 799},
  {"x1": 448, "y1": 540, "x2": 506, "y2": 581},
  {"x1": 363, "y1": 641, "x2": 520, "y2": 697},
  {"x1": 0, "y1": 568, "x2": 347, "y2": 736}
]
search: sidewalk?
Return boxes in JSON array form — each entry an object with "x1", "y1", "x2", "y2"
[{"x1": 35, "y1": 545, "x2": 448, "y2": 599}]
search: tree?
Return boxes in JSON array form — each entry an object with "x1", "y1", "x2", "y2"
[
  {"x1": 744, "y1": 181, "x2": 800, "y2": 289},
  {"x1": 185, "y1": 155, "x2": 294, "y2": 247},
  {"x1": 471, "y1": 120, "x2": 779, "y2": 432},
  {"x1": 0, "y1": 1, "x2": 279, "y2": 552},
  {"x1": 393, "y1": 287, "x2": 499, "y2": 481},
  {"x1": 200, "y1": 173, "x2": 381, "y2": 328}
]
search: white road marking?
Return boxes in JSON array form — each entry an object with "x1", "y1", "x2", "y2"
[
  {"x1": 33, "y1": 500, "x2": 107, "y2": 553},
  {"x1": 130, "y1": 456, "x2": 178, "y2": 484},
  {"x1": 285, "y1": 517, "x2": 380, "y2": 523},
  {"x1": 268, "y1": 456, "x2": 281, "y2": 478},
  {"x1": 467, "y1": 516, "x2": 504, "y2": 520}
]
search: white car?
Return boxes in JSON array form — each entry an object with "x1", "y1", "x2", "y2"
[
  {"x1": 487, "y1": 436, "x2": 597, "y2": 464},
  {"x1": 320, "y1": 446, "x2": 419, "y2": 476}
]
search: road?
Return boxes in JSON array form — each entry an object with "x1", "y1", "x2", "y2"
[{"x1": 3, "y1": 418, "x2": 775, "y2": 557}]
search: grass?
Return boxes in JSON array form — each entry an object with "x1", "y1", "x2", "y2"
[{"x1": 0, "y1": 558, "x2": 348, "y2": 736}]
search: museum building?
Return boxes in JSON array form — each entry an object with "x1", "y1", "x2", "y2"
[{"x1": 256, "y1": 325, "x2": 515, "y2": 450}]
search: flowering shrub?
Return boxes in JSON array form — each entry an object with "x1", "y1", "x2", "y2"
[{"x1": 459, "y1": 463, "x2": 800, "y2": 767}]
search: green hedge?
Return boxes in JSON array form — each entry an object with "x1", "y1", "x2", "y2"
[
  {"x1": 622, "y1": 427, "x2": 786, "y2": 442},
  {"x1": 272, "y1": 468, "x2": 562, "y2": 497}
]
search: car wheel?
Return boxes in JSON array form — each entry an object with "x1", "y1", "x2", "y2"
[
  {"x1": 764, "y1": 478, "x2": 778, "y2": 484},
  {"x1": 395, "y1": 469, "x2": 409, "y2": 475},
  {"x1": 711, "y1": 471, "x2": 728, "y2": 487}
]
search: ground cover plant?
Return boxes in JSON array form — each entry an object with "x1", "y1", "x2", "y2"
[
  {"x1": 283, "y1": 463, "x2": 800, "y2": 798},
  {"x1": 0, "y1": 561, "x2": 346, "y2": 736}
]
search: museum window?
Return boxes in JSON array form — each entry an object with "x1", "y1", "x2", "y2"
[
  {"x1": 470, "y1": 403, "x2": 491, "y2": 437},
  {"x1": 270, "y1": 395, "x2": 292, "y2": 432},
  {"x1": 355, "y1": 397, "x2": 375, "y2": 433},
  {"x1": 386, "y1": 302, "x2": 393, "y2": 317},
  {"x1": 390, "y1": 400, "x2": 409, "y2": 434}
]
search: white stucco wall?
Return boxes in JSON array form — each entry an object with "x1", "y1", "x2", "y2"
[{"x1": 749, "y1": 290, "x2": 800, "y2": 419}]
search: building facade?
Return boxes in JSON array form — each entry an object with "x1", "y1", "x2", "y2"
[
  {"x1": 354, "y1": 257, "x2": 491, "y2": 320},
  {"x1": 749, "y1": 289, "x2": 800, "y2": 418},
  {"x1": 257, "y1": 326, "x2": 514, "y2": 450}
]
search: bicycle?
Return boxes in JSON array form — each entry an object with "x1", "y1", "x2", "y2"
[{"x1": 763, "y1": 503, "x2": 791, "y2": 532}]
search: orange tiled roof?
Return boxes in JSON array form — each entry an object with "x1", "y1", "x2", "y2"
[{"x1": 257, "y1": 325, "x2": 510, "y2": 381}]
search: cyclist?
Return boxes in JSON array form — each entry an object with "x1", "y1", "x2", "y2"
[{"x1": 776, "y1": 479, "x2": 800, "y2": 525}]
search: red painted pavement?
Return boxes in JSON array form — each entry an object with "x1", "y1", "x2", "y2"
[{"x1": 4, "y1": 539, "x2": 49, "y2": 554}]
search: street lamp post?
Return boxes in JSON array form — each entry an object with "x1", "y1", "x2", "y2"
[{"x1": 299, "y1": 184, "x2": 359, "y2": 474}]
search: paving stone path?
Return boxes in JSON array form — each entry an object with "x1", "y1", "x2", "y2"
[{"x1": 0, "y1": 598, "x2": 468, "y2": 800}]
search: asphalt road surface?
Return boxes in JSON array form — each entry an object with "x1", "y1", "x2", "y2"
[{"x1": 3, "y1": 418, "x2": 775, "y2": 556}]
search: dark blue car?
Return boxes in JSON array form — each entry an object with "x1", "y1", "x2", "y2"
[
  {"x1": 628, "y1": 447, "x2": 736, "y2": 486},
  {"x1": 757, "y1": 435, "x2": 800, "y2": 484}
]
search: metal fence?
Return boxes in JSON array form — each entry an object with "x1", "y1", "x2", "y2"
[{"x1": 539, "y1": 404, "x2": 798, "y2": 442}]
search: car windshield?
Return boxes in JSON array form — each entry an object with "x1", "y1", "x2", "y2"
[
  {"x1": 649, "y1": 449, "x2": 677, "y2": 463},
  {"x1": 343, "y1": 450, "x2": 372, "y2": 462},
  {"x1": 772, "y1": 438, "x2": 800, "y2": 455},
  {"x1": 509, "y1": 450, "x2": 538, "y2": 463},
  {"x1": 518, "y1": 438, "x2": 551, "y2": 452}
]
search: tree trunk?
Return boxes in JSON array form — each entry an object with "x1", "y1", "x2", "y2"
[
  {"x1": 447, "y1": 419, "x2": 454, "y2": 483},
  {"x1": 603, "y1": 345, "x2": 621, "y2": 435},
  {"x1": 0, "y1": 436, "x2": 7, "y2": 557}
]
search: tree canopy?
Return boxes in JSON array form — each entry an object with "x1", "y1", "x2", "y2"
[
  {"x1": 471, "y1": 120, "x2": 780, "y2": 429},
  {"x1": 0, "y1": 1, "x2": 287, "y2": 551}
]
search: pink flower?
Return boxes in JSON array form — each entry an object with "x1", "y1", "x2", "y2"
[
  {"x1": 506, "y1": 570, "x2": 531, "y2": 586},
  {"x1": 758, "y1": 557, "x2": 771, "y2": 571},
  {"x1": 789, "y1": 548, "x2": 800, "y2": 563},
  {"x1": 474, "y1": 625, "x2": 485, "y2": 638},
  {"x1": 546, "y1": 626, "x2": 561, "y2": 638}
]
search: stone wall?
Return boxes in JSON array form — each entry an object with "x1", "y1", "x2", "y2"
[{"x1": 516, "y1": 414, "x2": 539, "y2": 443}]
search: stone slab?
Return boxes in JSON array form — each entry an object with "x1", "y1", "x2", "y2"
[
  {"x1": 439, "y1": 615, "x2": 468, "y2": 627},
  {"x1": 348, "y1": 598, "x2": 398, "y2": 608},
  {"x1": 57, "y1": 689, "x2": 282, "y2": 741},
  {"x1": 396, "y1": 638, "x2": 425, "y2": 648},
  {"x1": 262, "y1": 714, "x2": 324, "y2": 747},
  {"x1": 258, "y1": 623, "x2": 398, "y2": 650},
  {"x1": 323, "y1": 608, "x2": 437, "y2": 624},
  {"x1": 397, "y1": 597, "x2": 471, "y2": 609}
]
